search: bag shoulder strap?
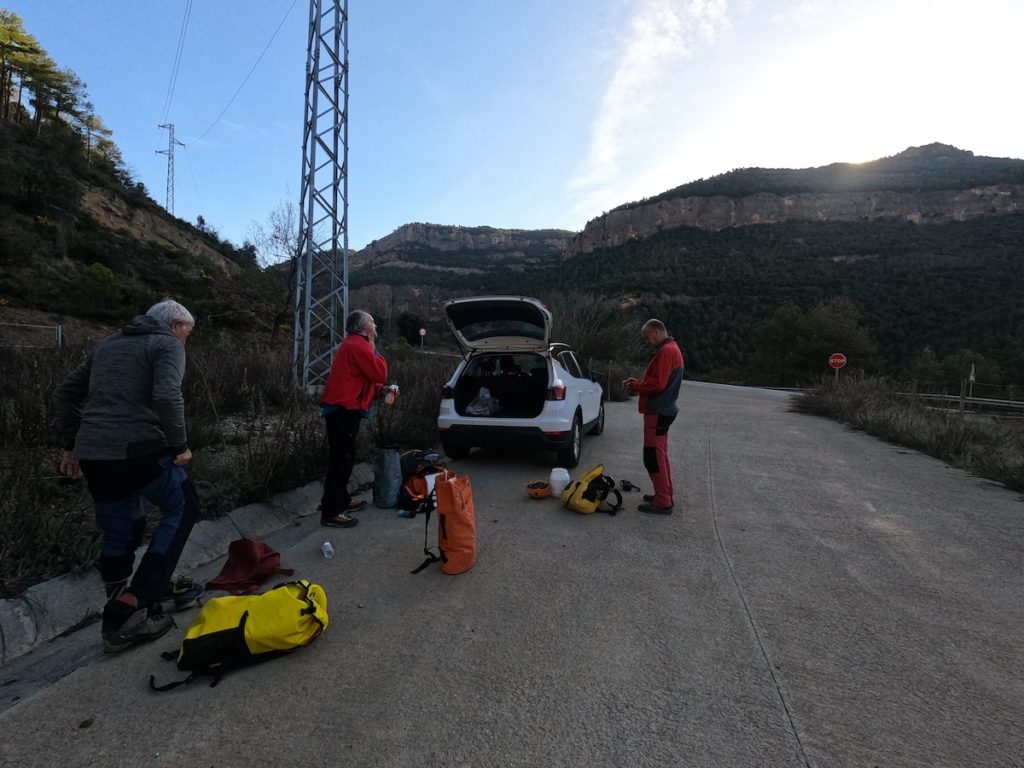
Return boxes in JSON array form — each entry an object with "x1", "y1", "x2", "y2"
[
  {"x1": 411, "y1": 489, "x2": 441, "y2": 574},
  {"x1": 600, "y1": 487, "x2": 623, "y2": 515}
]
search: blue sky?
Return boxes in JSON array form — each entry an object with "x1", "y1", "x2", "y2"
[{"x1": 7, "y1": 0, "x2": 1023, "y2": 253}]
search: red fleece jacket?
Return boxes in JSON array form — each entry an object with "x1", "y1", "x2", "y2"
[
  {"x1": 321, "y1": 332, "x2": 388, "y2": 411},
  {"x1": 630, "y1": 338, "x2": 684, "y2": 414}
]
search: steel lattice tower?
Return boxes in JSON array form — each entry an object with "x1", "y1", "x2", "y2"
[
  {"x1": 157, "y1": 123, "x2": 184, "y2": 215},
  {"x1": 294, "y1": 0, "x2": 349, "y2": 389}
]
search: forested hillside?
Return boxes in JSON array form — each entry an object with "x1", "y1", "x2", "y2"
[{"x1": 521, "y1": 215, "x2": 1024, "y2": 384}]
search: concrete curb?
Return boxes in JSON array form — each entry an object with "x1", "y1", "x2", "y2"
[{"x1": 0, "y1": 463, "x2": 373, "y2": 665}]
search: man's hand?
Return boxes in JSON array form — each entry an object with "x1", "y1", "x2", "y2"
[
  {"x1": 173, "y1": 449, "x2": 193, "y2": 466},
  {"x1": 60, "y1": 450, "x2": 82, "y2": 479},
  {"x1": 622, "y1": 377, "x2": 638, "y2": 392}
]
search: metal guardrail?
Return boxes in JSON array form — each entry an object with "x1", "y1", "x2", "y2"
[
  {"x1": 897, "y1": 391, "x2": 1024, "y2": 421},
  {"x1": 765, "y1": 386, "x2": 1023, "y2": 417},
  {"x1": 905, "y1": 393, "x2": 1024, "y2": 411}
]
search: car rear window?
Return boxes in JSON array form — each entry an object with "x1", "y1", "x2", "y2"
[
  {"x1": 446, "y1": 302, "x2": 546, "y2": 342},
  {"x1": 457, "y1": 320, "x2": 545, "y2": 342},
  {"x1": 467, "y1": 353, "x2": 545, "y2": 376}
]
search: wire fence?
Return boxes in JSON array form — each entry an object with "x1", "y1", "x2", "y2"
[{"x1": 0, "y1": 322, "x2": 64, "y2": 350}]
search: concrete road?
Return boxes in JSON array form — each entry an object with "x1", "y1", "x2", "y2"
[{"x1": 1, "y1": 382, "x2": 1022, "y2": 767}]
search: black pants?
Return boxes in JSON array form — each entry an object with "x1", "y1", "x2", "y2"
[{"x1": 321, "y1": 408, "x2": 363, "y2": 516}]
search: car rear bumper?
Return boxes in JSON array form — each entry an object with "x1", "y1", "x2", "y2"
[{"x1": 438, "y1": 424, "x2": 572, "y2": 450}]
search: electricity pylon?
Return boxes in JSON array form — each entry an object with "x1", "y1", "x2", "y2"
[
  {"x1": 157, "y1": 123, "x2": 184, "y2": 215},
  {"x1": 293, "y1": 0, "x2": 349, "y2": 389}
]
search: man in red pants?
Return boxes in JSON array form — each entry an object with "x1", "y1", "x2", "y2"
[{"x1": 624, "y1": 319, "x2": 684, "y2": 514}]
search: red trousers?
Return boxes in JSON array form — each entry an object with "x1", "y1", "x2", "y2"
[{"x1": 643, "y1": 412, "x2": 676, "y2": 507}]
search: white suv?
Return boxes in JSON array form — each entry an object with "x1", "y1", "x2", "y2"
[{"x1": 437, "y1": 296, "x2": 604, "y2": 468}]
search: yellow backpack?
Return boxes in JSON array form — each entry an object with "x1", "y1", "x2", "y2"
[
  {"x1": 150, "y1": 579, "x2": 329, "y2": 690},
  {"x1": 561, "y1": 464, "x2": 623, "y2": 515}
]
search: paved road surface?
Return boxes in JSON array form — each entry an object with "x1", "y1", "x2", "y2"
[{"x1": 1, "y1": 383, "x2": 1021, "y2": 767}]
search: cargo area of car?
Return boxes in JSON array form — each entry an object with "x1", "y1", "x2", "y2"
[{"x1": 453, "y1": 353, "x2": 549, "y2": 418}]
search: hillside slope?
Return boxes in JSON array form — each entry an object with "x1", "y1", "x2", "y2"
[{"x1": 0, "y1": 119, "x2": 280, "y2": 331}]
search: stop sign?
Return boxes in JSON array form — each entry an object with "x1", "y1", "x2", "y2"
[{"x1": 829, "y1": 353, "x2": 847, "y2": 369}]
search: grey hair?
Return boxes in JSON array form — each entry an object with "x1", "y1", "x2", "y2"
[
  {"x1": 642, "y1": 318, "x2": 667, "y2": 334},
  {"x1": 345, "y1": 310, "x2": 372, "y2": 334},
  {"x1": 147, "y1": 299, "x2": 194, "y2": 327}
]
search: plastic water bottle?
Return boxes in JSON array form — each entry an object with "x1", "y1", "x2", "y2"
[{"x1": 321, "y1": 540, "x2": 335, "y2": 559}]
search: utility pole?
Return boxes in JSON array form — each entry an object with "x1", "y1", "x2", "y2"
[
  {"x1": 293, "y1": 0, "x2": 350, "y2": 390},
  {"x1": 157, "y1": 123, "x2": 184, "y2": 215}
]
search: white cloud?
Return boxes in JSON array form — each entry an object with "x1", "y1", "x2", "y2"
[
  {"x1": 569, "y1": 0, "x2": 729, "y2": 220},
  {"x1": 565, "y1": 0, "x2": 1023, "y2": 229}
]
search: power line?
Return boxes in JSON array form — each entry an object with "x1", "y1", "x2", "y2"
[
  {"x1": 160, "y1": 0, "x2": 193, "y2": 126},
  {"x1": 181, "y1": 144, "x2": 204, "y2": 213},
  {"x1": 187, "y1": 0, "x2": 299, "y2": 146}
]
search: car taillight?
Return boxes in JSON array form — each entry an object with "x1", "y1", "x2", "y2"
[
  {"x1": 546, "y1": 385, "x2": 566, "y2": 401},
  {"x1": 441, "y1": 385, "x2": 454, "y2": 399}
]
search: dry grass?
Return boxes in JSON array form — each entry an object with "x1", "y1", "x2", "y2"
[
  {"x1": 793, "y1": 377, "x2": 1024, "y2": 493},
  {"x1": 0, "y1": 339, "x2": 454, "y2": 597}
]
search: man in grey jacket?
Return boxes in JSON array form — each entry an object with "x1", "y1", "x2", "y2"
[{"x1": 54, "y1": 299, "x2": 202, "y2": 652}]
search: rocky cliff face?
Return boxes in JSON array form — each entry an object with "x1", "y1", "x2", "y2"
[
  {"x1": 347, "y1": 223, "x2": 574, "y2": 322},
  {"x1": 82, "y1": 188, "x2": 238, "y2": 274},
  {"x1": 565, "y1": 184, "x2": 1024, "y2": 257},
  {"x1": 353, "y1": 223, "x2": 575, "y2": 277},
  {"x1": 358, "y1": 222, "x2": 574, "y2": 259}
]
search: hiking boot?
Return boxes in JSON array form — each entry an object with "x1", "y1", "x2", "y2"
[
  {"x1": 638, "y1": 502, "x2": 674, "y2": 515},
  {"x1": 157, "y1": 576, "x2": 204, "y2": 613},
  {"x1": 102, "y1": 606, "x2": 174, "y2": 653}
]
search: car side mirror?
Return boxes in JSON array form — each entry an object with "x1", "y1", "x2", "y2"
[{"x1": 591, "y1": 373, "x2": 603, "y2": 382}]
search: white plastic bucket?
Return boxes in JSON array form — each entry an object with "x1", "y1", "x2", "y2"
[{"x1": 549, "y1": 467, "x2": 571, "y2": 496}]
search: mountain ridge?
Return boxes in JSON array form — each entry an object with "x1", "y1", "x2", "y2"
[{"x1": 566, "y1": 144, "x2": 1024, "y2": 256}]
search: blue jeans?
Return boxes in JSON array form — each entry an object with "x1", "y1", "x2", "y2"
[{"x1": 82, "y1": 453, "x2": 199, "y2": 604}]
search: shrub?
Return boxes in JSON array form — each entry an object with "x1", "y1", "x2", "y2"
[
  {"x1": 0, "y1": 346, "x2": 98, "y2": 595},
  {"x1": 367, "y1": 347, "x2": 452, "y2": 449}
]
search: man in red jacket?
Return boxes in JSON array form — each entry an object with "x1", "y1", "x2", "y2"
[
  {"x1": 319, "y1": 310, "x2": 389, "y2": 527},
  {"x1": 624, "y1": 319, "x2": 684, "y2": 514}
]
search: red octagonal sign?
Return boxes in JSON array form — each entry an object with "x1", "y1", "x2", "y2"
[{"x1": 829, "y1": 353, "x2": 847, "y2": 369}]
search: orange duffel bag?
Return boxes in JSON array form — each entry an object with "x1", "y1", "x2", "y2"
[{"x1": 411, "y1": 471, "x2": 477, "y2": 575}]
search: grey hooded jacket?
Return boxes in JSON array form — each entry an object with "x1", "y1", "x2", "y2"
[{"x1": 54, "y1": 314, "x2": 188, "y2": 460}]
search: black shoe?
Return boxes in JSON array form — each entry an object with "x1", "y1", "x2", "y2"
[
  {"x1": 642, "y1": 494, "x2": 654, "y2": 502},
  {"x1": 638, "y1": 502, "x2": 673, "y2": 515},
  {"x1": 319, "y1": 499, "x2": 366, "y2": 514},
  {"x1": 321, "y1": 512, "x2": 359, "y2": 528},
  {"x1": 156, "y1": 577, "x2": 204, "y2": 613}
]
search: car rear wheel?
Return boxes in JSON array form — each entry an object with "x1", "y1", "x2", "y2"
[
  {"x1": 590, "y1": 402, "x2": 605, "y2": 435},
  {"x1": 556, "y1": 414, "x2": 582, "y2": 468},
  {"x1": 441, "y1": 437, "x2": 470, "y2": 460}
]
